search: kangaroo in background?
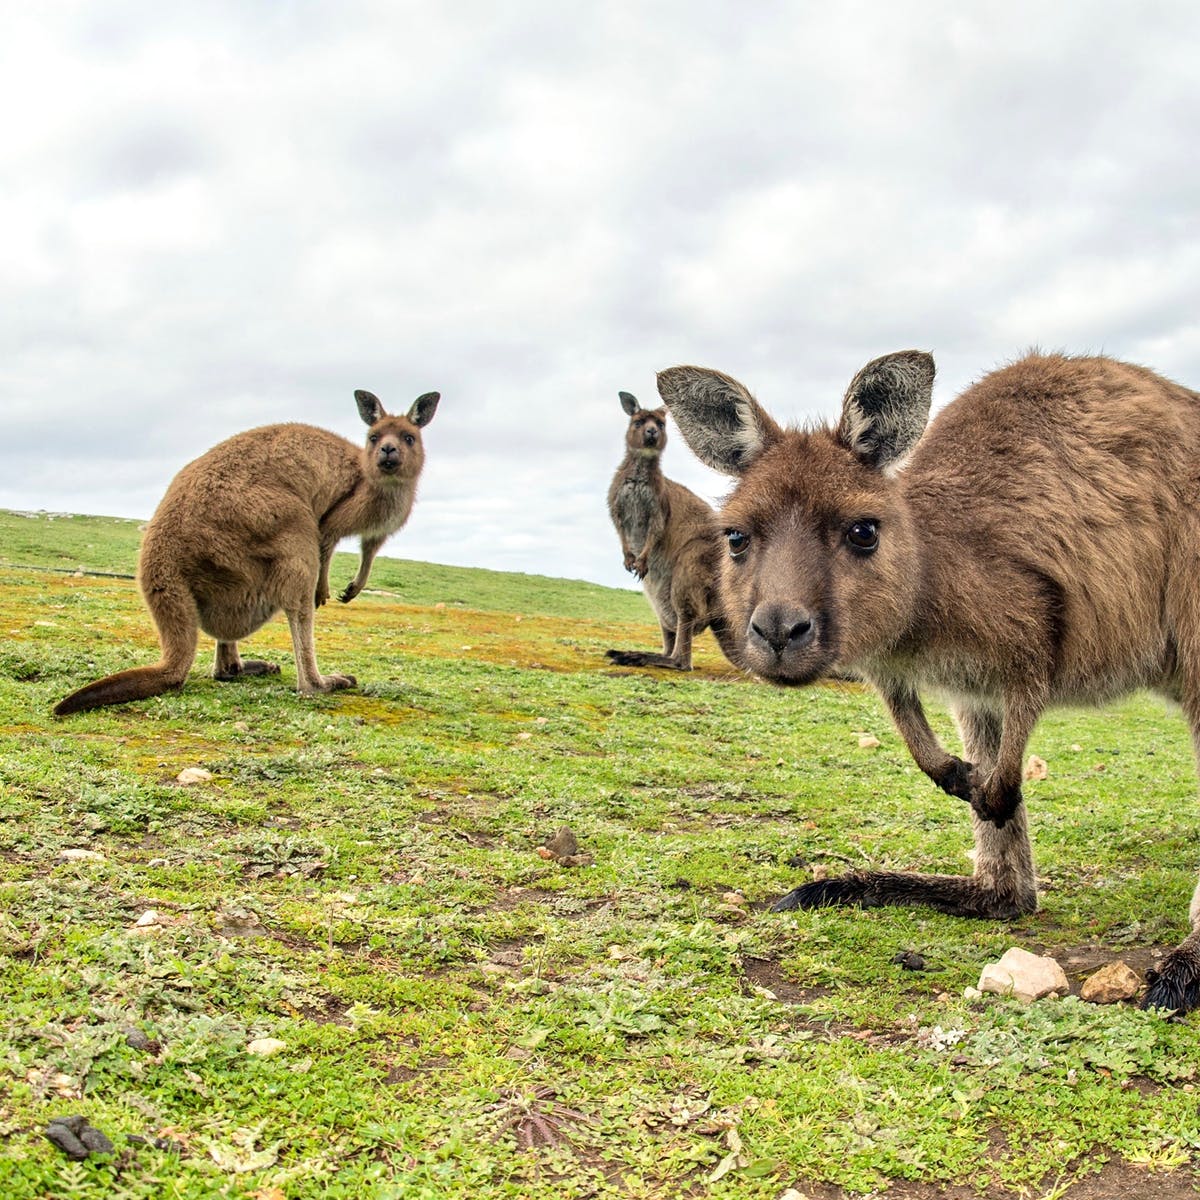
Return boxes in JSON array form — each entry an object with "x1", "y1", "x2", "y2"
[
  {"x1": 660, "y1": 350, "x2": 1200, "y2": 1013},
  {"x1": 54, "y1": 389, "x2": 439, "y2": 717},
  {"x1": 605, "y1": 390, "x2": 725, "y2": 671}
]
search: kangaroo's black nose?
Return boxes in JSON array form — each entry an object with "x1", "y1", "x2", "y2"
[{"x1": 748, "y1": 604, "x2": 815, "y2": 657}]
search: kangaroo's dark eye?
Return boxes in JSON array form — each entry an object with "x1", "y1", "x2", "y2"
[
  {"x1": 726, "y1": 529, "x2": 751, "y2": 558},
  {"x1": 846, "y1": 520, "x2": 879, "y2": 553},
  {"x1": 403, "y1": 433, "x2": 415, "y2": 447},
  {"x1": 368, "y1": 433, "x2": 380, "y2": 444}
]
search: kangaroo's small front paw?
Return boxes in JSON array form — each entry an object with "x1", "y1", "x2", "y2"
[
  {"x1": 934, "y1": 757, "x2": 976, "y2": 802},
  {"x1": 338, "y1": 584, "x2": 360, "y2": 604}
]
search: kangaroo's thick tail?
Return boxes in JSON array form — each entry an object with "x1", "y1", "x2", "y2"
[
  {"x1": 54, "y1": 664, "x2": 188, "y2": 716},
  {"x1": 54, "y1": 577, "x2": 199, "y2": 717}
]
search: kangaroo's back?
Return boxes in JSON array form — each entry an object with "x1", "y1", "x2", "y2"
[{"x1": 904, "y1": 354, "x2": 1200, "y2": 701}]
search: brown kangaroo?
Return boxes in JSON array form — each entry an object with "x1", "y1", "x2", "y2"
[
  {"x1": 659, "y1": 350, "x2": 1200, "y2": 1013},
  {"x1": 605, "y1": 390, "x2": 726, "y2": 671},
  {"x1": 54, "y1": 389, "x2": 439, "y2": 717}
]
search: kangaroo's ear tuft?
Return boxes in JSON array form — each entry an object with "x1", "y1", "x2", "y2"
[
  {"x1": 656, "y1": 366, "x2": 782, "y2": 476},
  {"x1": 838, "y1": 351, "x2": 934, "y2": 469},
  {"x1": 407, "y1": 392, "x2": 440, "y2": 428},
  {"x1": 618, "y1": 390, "x2": 640, "y2": 416},
  {"x1": 355, "y1": 390, "x2": 386, "y2": 426}
]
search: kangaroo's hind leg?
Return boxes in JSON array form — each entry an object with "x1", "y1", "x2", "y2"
[
  {"x1": 213, "y1": 641, "x2": 281, "y2": 680},
  {"x1": 273, "y1": 552, "x2": 355, "y2": 695},
  {"x1": 1142, "y1": 681, "x2": 1200, "y2": 1013}
]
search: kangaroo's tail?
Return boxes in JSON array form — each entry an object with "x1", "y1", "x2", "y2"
[
  {"x1": 54, "y1": 663, "x2": 192, "y2": 716},
  {"x1": 54, "y1": 579, "x2": 198, "y2": 716}
]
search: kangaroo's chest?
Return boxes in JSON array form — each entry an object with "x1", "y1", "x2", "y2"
[{"x1": 613, "y1": 479, "x2": 659, "y2": 546}]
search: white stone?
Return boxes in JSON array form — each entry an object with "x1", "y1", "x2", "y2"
[
  {"x1": 978, "y1": 947, "x2": 1069, "y2": 1002},
  {"x1": 58, "y1": 848, "x2": 105, "y2": 862},
  {"x1": 246, "y1": 1038, "x2": 287, "y2": 1057},
  {"x1": 176, "y1": 767, "x2": 213, "y2": 785}
]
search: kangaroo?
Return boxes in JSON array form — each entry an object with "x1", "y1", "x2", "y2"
[
  {"x1": 54, "y1": 389, "x2": 439, "y2": 717},
  {"x1": 659, "y1": 350, "x2": 1200, "y2": 1014},
  {"x1": 605, "y1": 390, "x2": 725, "y2": 671}
]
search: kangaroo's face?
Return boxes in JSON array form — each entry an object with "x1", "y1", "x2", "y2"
[
  {"x1": 656, "y1": 352, "x2": 935, "y2": 684},
  {"x1": 718, "y1": 432, "x2": 920, "y2": 682},
  {"x1": 617, "y1": 391, "x2": 667, "y2": 456},
  {"x1": 354, "y1": 390, "x2": 439, "y2": 484}
]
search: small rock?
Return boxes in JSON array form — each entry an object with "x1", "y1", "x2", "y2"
[
  {"x1": 246, "y1": 1038, "x2": 287, "y2": 1057},
  {"x1": 858, "y1": 734, "x2": 881, "y2": 749},
  {"x1": 124, "y1": 1028, "x2": 155, "y2": 1052},
  {"x1": 1023, "y1": 755, "x2": 1048, "y2": 781},
  {"x1": 1080, "y1": 960, "x2": 1143, "y2": 1004},
  {"x1": 721, "y1": 891, "x2": 747, "y2": 906},
  {"x1": 891, "y1": 950, "x2": 926, "y2": 971},
  {"x1": 542, "y1": 826, "x2": 578, "y2": 859},
  {"x1": 133, "y1": 910, "x2": 160, "y2": 928},
  {"x1": 557, "y1": 852, "x2": 594, "y2": 868},
  {"x1": 963, "y1": 985, "x2": 982, "y2": 1001},
  {"x1": 978, "y1": 947, "x2": 1069, "y2": 1002},
  {"x1": 176, "y1": 767, "x2": 212, "y2": 785},
  {"x1": 58, "y1": 848, "x2": 105, "y2": 863}
]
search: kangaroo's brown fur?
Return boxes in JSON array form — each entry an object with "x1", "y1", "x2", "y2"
[
  {"x1": 605, "y1": 390, "x2": 726, "y2": 670},
  {"x1": 660, "y1": 350, "x2": 1200, "y2": 1013},
  {"x1": 54, "y1": 389, "x2": 439, "y2": 716}
]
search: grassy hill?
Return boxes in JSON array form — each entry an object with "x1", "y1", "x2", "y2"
[{"x1": 0, "y1": 509, "x2": 1197, "y2": 1199}]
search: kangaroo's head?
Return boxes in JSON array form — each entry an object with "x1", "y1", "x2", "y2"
[
  {"x1": 618, "y1": 391, "x2": 668, "y2": 457},
  {"x1": 657, "y1": 352, "x2": 934, "y2": 684},
  {"x1": 354, "y1": 390, "x2": 439, "y2": 484}
]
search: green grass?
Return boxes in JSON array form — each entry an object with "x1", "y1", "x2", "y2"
[{"x1": 1, "y1": 508, "x2": 1198, "y2": 1198}]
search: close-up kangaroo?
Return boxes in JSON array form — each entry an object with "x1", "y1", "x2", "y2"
[
  {"x1": 54, "y1": 389, "x2": 439, "y2": 717},
  {"x1": 659, "y1": 350, "x2": 1200, "y2": 1014},
  {"x1": 605, "y1": 390, "x2": 727, "y2": 671}
]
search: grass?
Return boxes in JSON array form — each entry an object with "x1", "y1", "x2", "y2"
[{"x1": 0, "y1": 508, "x2": 1198, "y2": 1199}]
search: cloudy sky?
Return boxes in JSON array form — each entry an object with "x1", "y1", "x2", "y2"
[{"x1": 4, "y1": 2, "x2": 1199, "y2": 589}]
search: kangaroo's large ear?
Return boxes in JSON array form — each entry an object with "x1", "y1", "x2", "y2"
[
  {"x1": 837, "y1": 351, "x2": 934, "y2": 469},
  {"x1": 355, "y1": 389, "x2": 386, "y2": 426},
  {"x1": 407, "y1": 391, "x2": 440, "y2": 428},
  {"x1": 656, "y1": 366, "x2": 782, "y2": 476},
  {"x1": 618, "y1": 390, "x2": 640, "y2": 416}
]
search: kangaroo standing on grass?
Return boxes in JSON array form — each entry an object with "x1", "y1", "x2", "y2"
[
  {"x1": 605, "y1": 390, "x2": 725, "y2": 671},
  {"x1": 54, "y1": 389, "x2": 439, "y2": 717},
  {"x1": 660, "y1": 350, "x2": 1200, "y2": 1013}
]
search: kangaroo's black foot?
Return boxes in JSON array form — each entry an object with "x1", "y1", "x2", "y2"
[
  {"x1": 1142, "y1": 945, "x2": 1200, "y2": 1015},
  {"x1": 215, "y1": 659, "x2": 280, "y2": 681}
]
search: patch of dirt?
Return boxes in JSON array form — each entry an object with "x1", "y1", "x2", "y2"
[
  {"x1": 865, "y1": 1157, "x2": 1200, "y2": 1199},
  {"x1": 1051, "y1": 942, "x2": 1165, "y2": 993},
  {"x1": 294, "y1": 993, "x2": 352, "y2": 1026},
  {"x1": 740, "y1": 956, "x2": 833, "y2": 1006}
]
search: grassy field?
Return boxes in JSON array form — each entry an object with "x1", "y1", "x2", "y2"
[{"x1": 1, "y1": 509, "x2": 1198, "y2": 1199}]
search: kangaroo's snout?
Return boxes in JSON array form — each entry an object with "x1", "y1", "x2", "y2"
[
  {"x1": 745, "y1": 602, "x2": 823, "y2": 681},
  {"x1": 749, "y1": 603, "x2": 815, "y2": 657}
]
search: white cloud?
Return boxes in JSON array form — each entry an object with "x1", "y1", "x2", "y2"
[{"x1": 3, "y1": 1, "x2": 1200, "y2": 592}]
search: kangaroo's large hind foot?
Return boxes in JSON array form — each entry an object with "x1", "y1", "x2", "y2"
[{"x1": 1142, "y1": 933, "x2": 1200, "y2": 1015}]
